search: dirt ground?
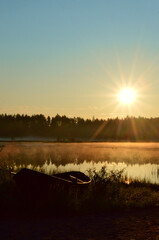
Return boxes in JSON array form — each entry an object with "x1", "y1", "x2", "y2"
[{"x1": 0, "y1": 208, "x2": 159, "y2": 240}]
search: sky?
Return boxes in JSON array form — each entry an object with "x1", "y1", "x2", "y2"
[{"x1": 1, "y1": 0, "x2": 159, "y2": 119}]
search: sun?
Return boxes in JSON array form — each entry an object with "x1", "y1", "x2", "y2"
[{"x1": 119, "y1": 88, "x2": 136, "y2": 104}]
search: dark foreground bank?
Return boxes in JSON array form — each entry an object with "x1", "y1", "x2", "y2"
[
  {"x1": 0, "y1": 167, "x2": 159, "y2": 217},
  {"x1": 0, "y1": 168, "x2": 159, "y2": 239},
  {"x1": 0, "y1": 208, "x2": 159, "y2": 240}
]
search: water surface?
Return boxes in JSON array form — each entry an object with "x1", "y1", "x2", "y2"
[{"x1": 1, "y1": 142, "x2": 159, "y2": 183}]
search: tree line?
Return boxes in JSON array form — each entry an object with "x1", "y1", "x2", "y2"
[{"x1": 0, "y1": 114, "x2": 159, "y2": 141}]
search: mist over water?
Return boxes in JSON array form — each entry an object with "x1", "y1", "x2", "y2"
[{"x1": 1, "y1": 142, "x2": 159, "y2": 183}]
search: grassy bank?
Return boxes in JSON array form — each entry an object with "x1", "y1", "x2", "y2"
[{"x1": 0, "y1": 166, "x2": 159, "y2": 217}]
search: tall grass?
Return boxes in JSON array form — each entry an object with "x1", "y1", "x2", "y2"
[{"x1": 77, "y1": 166, "x2": 159, "y2": 213}]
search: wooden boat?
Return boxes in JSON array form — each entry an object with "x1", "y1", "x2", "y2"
[
  {"x1": 13, "y1": 168, "x2": 90, "y2": 185},
  {"x1": 13, "y1": 168, "x2": 91, "y2": 198}
]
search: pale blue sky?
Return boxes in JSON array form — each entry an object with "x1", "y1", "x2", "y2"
[{"x1": 1, "y1": 0, "x2": 159, "y2": 118}]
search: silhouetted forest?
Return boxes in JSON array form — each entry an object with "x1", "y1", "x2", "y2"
[{"x1": 0, "y1": 114, "x2": 159, "y2": 141}]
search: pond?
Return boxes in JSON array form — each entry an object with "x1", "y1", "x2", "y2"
[{"x1": 1, "y1": 142, "x2": 159, "y2": 184}]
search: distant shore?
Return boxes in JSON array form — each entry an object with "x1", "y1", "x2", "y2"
[{"x1": 1, "y1": 138, "x2": 159, "y2": 143}]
